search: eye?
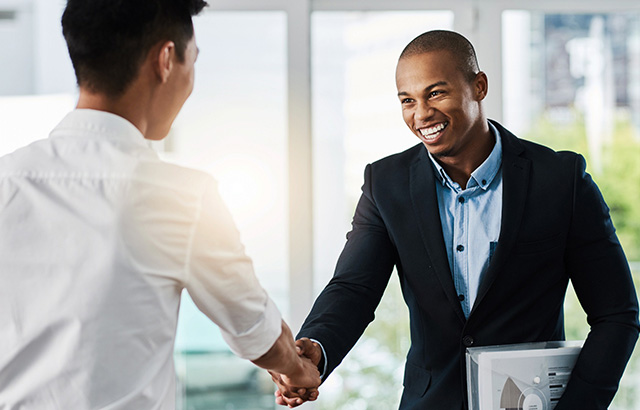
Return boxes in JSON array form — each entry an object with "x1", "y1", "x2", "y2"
[
  {"x1": 429, "y1": 90, "x2": 444, "y2": 98},
  {"x1": 401, "y1": 98, "x2": 414, "y2": 104}
]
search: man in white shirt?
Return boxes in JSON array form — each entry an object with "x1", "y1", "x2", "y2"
[{"x1": 0, "y1": 0, "x2": 320, "y2": 408}]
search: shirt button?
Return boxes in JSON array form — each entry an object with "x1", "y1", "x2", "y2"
[
  {"x1": 463, "y1": 335, "x2": 474, "y2": 347},
  {"x1": 458, "y1": 294, "x2": 465, "y2": 301},
  {"x1": 457, "y1": 244, "x2": 465, "y2": 252},
  {"x1": 458, "y1": 197, "x2": 465, "y2": 203},
  {"x1": 482, "y1": 179, "x2": 487, "y2": 185}
]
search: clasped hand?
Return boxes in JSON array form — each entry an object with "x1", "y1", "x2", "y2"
[{"x1": 270, "y1": 338, "x2": 323, "y2": 408}]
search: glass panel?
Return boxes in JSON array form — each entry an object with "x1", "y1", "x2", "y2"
[
  {"x1": 503, "y1": 11, "x2": 640, "y2": 410},
  {"x1": 0, "y1": 2, "x2": 76, "y2": 155},
  {"x1": 170, "y1": 11, "x2": 287, "y2": 410},
  {"x1": 0, "y1": 7, "x2": 34, "y2": 95},
  {"x1": 312, "y1": 11, "x2": 454, "y2": 409}
]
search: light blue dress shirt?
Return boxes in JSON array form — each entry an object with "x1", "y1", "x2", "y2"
[{"x1": 427, "y1": 123, "x2": 503, "y2": 317}]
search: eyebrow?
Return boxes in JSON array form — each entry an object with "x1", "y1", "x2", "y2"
[{"x1": 397, "y1": 81, "x2": 448, "y2": 97}]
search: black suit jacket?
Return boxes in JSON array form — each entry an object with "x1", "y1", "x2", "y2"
[{"x1": 299, "y1": 121, "x2": 639, "y2": 409}]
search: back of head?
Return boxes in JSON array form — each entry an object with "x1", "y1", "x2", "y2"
[
  {"x1": 61, "y1": 0, "x2": 208, "y2": 98},
  {"x1": 400, "y1": 30, "x2": 480, "y2": 82}
]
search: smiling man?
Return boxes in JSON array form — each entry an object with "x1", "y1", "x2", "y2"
[{"x1": 271, "y1": 30, "x2": 639, "y2": 409}]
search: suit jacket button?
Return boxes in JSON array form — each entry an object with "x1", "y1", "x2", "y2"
[{"x1": 462, "y1": 335, "x2": 474, "y2": 347}]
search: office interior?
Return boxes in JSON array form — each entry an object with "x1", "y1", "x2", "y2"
[{"x1": 1, "y1": 0, "x2": 639, "y2": 408}]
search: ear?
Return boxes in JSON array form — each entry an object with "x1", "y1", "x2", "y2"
[
  {"x1": 154, "y1": 41, "x2": 176, "y2": 84},
  {"x1": 473, "y1": 71, "x2": 488, "y2": 101}
]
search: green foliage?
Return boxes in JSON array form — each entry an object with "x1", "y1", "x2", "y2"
[
  {"x1": 523, "y1": 113, "x2": 640, "y2": 260},
  {"x1": 524, "y1": 111, "x2": 590, "y2": 156},
  {"x1": 318, "y1": 274, "x2": 409, "y2": 410},
  {"x1": 563, "y1": 282, "x2": 589, "y2": 341},
  {"x1": 598, "y1": 126, "x2": 640, "y2": 261}
]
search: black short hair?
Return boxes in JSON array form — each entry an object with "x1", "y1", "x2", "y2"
[
  {"x1": 399, "y1": 30, "x2": 480, "y2": 82},
  {"x1": 62, "y1": 0, "x2": 208, "y2": 98}
]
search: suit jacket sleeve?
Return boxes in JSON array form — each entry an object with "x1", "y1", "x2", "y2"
[
  {"x1": 297, "y1": 163, "x2": 397, "y2": 379},
  {"x1": 556, "y1": 154, "x2": 639, "y2": 409}
]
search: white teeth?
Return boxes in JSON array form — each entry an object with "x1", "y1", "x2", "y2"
[{"x1": 420, "y1": 122, "x2": 448, "y2": 138}]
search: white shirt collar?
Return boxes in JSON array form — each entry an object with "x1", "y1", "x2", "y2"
[{"x1": 49, "y1": 109, "x2": 149, "y2": 148}]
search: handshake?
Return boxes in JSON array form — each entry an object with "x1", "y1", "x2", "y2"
[
  {"x1": 269, "y1": 337, "x2": 323, "y2": 408},
  {"x1": 252, "y1": 320, "x2": 324, "y2": 408}
]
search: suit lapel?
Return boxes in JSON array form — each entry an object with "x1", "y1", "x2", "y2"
[
  {"x1": 471, "y1": 123, "x2": 531, "y2": 315},
  {"x1": 409, "y1": 147, "x2": 466, "y2": 323}
]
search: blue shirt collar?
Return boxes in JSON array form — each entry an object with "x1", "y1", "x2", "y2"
[{"x1": 428, "y1": 121, "x2": 502, "y2": 191}]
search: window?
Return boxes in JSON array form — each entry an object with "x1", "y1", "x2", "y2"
[
  {"x1": 171, "y1": 11, "x2": 288, "y2": 410},
  {"x1": 312, "y1": 11, "x2": 454, "y2": 409},
  {"x1": 503, "y1": 10, "x2": 640, "y2": 409}
]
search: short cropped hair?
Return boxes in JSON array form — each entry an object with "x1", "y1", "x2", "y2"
[
  {"x1": 399, "y1": 30, "x2": 480, "y2": 82},
  {"x1": 62, "y1": 0, "x2": 208, "y2": 98}
]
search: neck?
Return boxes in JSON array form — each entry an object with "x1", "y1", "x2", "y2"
[
  {"x1": 435, "y1": 121, "x2": 493, "y2": 189},
  {"x1": 76, "y1": 81, "x2": 153, "y2": 139}
]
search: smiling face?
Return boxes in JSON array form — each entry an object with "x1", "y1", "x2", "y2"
[{"x1": 396, "y1": 50, "x2": 488, "y2": 161}]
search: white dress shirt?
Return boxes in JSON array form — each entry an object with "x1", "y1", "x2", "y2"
[{"x1": 0, "y1": 109, "x2": 282, "y2": 409}]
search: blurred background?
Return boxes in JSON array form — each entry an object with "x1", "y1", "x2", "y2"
[{"x1": 0, "y1": 0, "x2": 639, "y2": 409}]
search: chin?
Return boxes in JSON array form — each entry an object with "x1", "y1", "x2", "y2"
[{"x1": 427, "y1": 147, "x2": 454, "y2": 159}]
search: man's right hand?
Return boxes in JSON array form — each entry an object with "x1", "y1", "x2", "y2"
[
  {"x1": 271, "y1": 338, "x2": 323, "y2": 407},
  {"x1": 252, "y1": 322, "x2": 321, "y2": 407},
  {"x1": 295, "y1": 338, "x2": 322, "y2": 369}
]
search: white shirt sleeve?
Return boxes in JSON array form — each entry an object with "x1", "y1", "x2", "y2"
[{"x1": 184, "y1": 177, "x2": 282, "y2": 360}]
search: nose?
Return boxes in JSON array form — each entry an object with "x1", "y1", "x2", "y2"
[{"x1": 415, "y1": 101, "x2": 433, "y2": 122}]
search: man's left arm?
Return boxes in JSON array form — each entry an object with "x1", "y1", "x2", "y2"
[{"x1": 556, "y1": 154, "x2": 639, "y2": 409}]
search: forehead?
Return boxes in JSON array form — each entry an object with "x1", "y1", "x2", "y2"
[{"x1": 395, "y1": 50, "x2": 464, "y2": 88}]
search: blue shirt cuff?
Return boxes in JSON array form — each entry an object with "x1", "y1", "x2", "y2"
[{"x1": 308, "y1": 338, "x2": 327, "y2": 379}]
